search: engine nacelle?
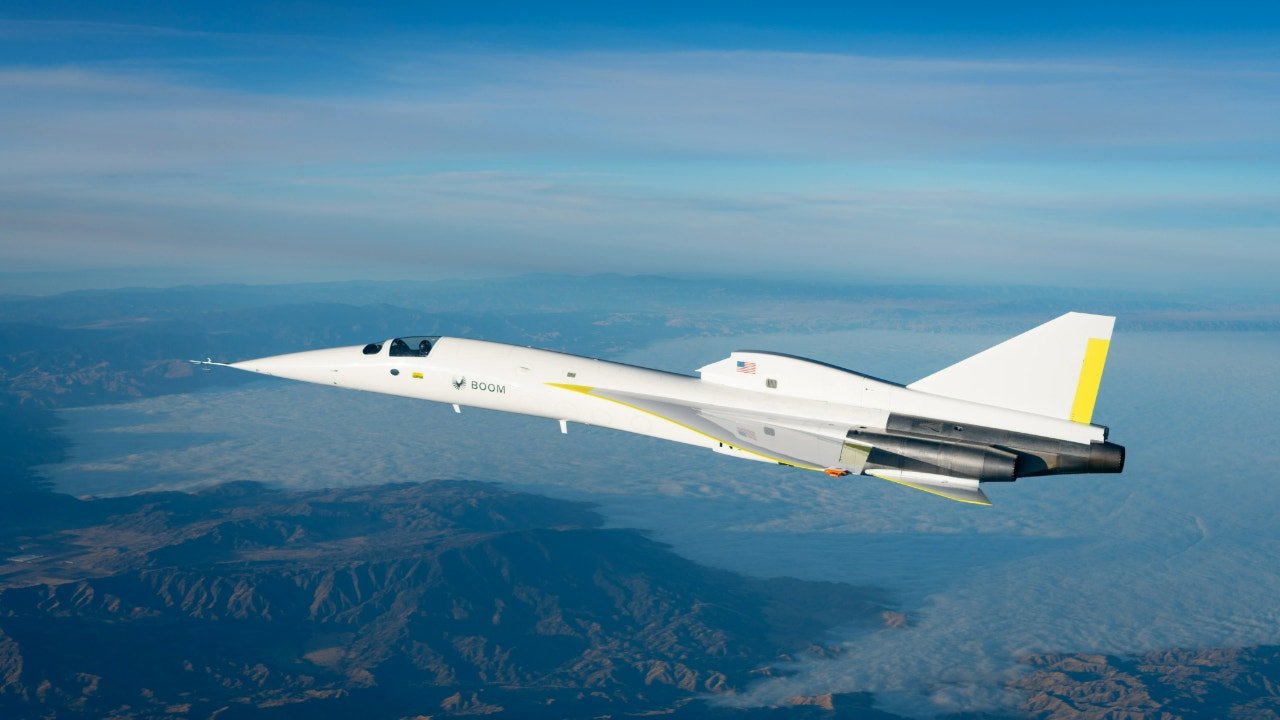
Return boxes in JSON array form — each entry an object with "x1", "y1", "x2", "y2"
[
  {"x1": 880, "y1": 413, "x2": 1125, "y2": 479},
  {"x1": 847, "y1": 430, "x2": 1018, "y2": 482}
]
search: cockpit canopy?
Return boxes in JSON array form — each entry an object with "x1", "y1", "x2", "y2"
[
  {"x1": 363, "y1": 336, "x2": 440, "y2": 357},
  {"x1": 391, "y1": 336, "x2": 438, "y2": 357}
]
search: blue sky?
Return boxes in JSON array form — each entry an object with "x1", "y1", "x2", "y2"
[{"x1": 1, "y1": 2, "x2": 1278, "y2": 293}]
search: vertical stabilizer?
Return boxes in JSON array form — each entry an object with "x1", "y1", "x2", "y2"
[{"x1": 907, "y1": 313, "x2": 1114, "y2": 423}]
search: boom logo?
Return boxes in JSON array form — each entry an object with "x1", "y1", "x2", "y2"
[
  {"x1": 452, "y1": 375, "x2": 505, "y2": 394},
  {"x1": 470, "y1": 380, "x2": 505, "y2": 394}
]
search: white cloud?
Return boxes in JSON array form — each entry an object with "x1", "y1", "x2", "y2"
[
  {"x1": 5, "y1": 51, "x2": 1276, "y2": 176},
  {"x1": 1, "y1": 50, "x2": 1277, "y2": 289}
]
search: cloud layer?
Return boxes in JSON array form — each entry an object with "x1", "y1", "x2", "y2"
[{"x1": 2, "y1": 42, "x2": 1278, "y2": 290}]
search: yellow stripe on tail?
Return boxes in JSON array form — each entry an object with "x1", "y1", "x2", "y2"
[{"x1": 1070, "y1": 338, "x2": 1110, "y2": 423}]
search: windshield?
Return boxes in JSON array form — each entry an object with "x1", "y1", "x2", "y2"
[{"x1": 389, "y1": 336, "x2": 440, "y2": 357}]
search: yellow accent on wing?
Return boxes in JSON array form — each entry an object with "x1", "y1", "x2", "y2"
[
  {"x1": 1070, "y1": 338, "x2": 1110, "y2": 424},
  {"x1": 548, "y1": 383, "x2": 594, "y2": 393},
  {"x1": 412, "y1": 371, "x2": 424, "y2": 379},
  {"x1": 544, "y1": 382, "x2": 824, "y2": 471}
]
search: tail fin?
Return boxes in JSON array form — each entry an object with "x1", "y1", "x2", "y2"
[{"x1": 907, "y1": 312, "x2": 1114, "y2": 423}]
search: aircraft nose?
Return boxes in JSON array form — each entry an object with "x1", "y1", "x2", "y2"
[{"x1": 230, "y1": 346, "x2": 363, "y2": 384}]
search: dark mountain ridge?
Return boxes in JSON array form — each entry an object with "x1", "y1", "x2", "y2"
[{"x1": 0, "y1": 480, "x2": 894, "y2": 719}]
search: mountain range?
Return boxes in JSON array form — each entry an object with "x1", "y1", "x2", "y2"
[{"x1": 0, "y1": 478, "x2": 897, "y2": 719}]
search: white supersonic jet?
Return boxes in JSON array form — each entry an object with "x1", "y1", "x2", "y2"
[{"x1": 202, "y1": 312, "x2": 1124, "y2": 506}]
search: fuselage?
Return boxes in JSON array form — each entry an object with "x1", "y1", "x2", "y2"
[
  {"x1": 231, "y1": 335, "x2": 1109, "y2": 461},
  {"x1": 218, "y1": 313, "x2": 1127, "y2": 506}
]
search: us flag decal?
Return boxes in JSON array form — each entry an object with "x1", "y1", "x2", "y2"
[{"x1": 736, "y1": 360, "x2": 757, "y2": 374}]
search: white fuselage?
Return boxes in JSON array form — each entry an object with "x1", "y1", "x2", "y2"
[{"x1": 231, "y1": 336, "x2": 1105, "y2": 463}]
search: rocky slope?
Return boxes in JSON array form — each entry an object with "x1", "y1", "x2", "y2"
[
  {"x1": 0, "y1": 480, "x2": 894, "y2": 719},
  {"x1": 1005, "y1": 647, "x2": 1280, "y2": 720}
]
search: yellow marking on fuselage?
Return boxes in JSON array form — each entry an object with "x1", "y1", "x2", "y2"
[
  {"x1": 1070, "y1": 338, "x2": 1110, "y2": 424},
  {"x1": 544, "y1": 382, "x2": 824, "y2": 471}
]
